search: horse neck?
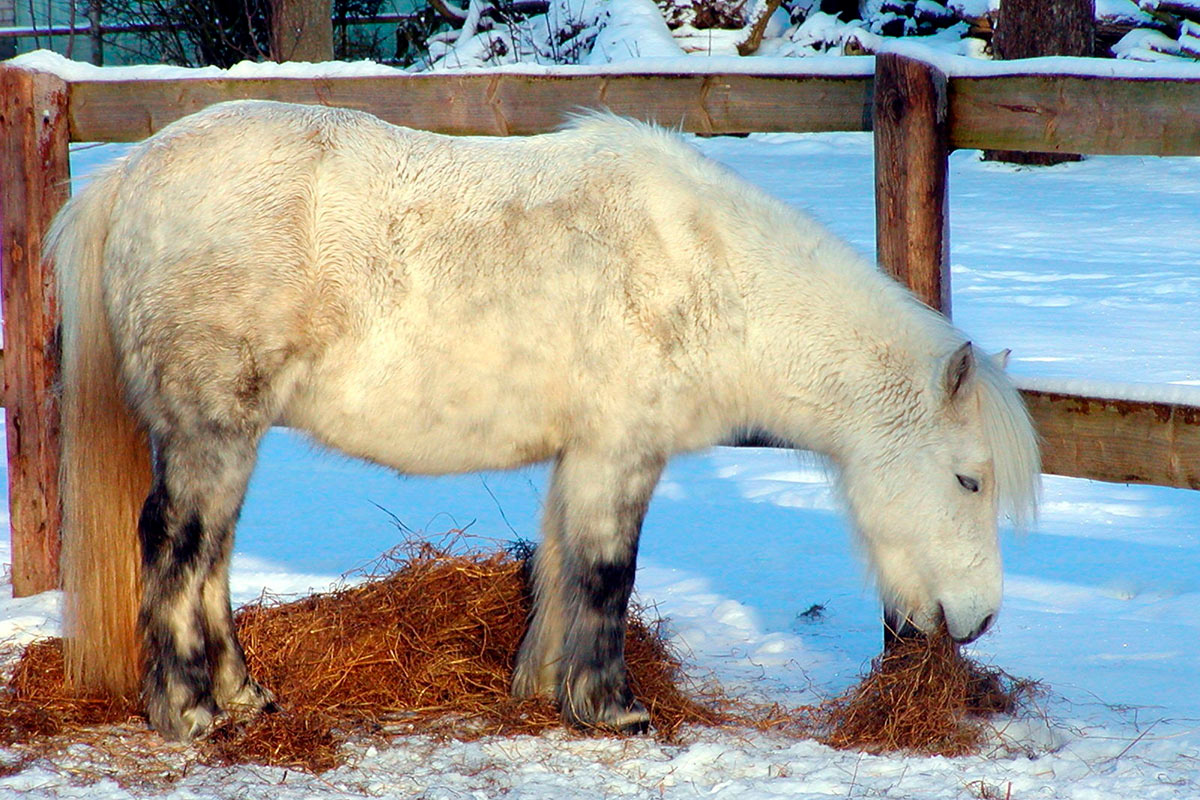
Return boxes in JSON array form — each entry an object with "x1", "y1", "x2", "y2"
[{"x1": 735, "y1": 236, "x2": 946, "y2": 459}]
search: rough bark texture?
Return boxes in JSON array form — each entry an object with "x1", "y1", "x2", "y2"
[
  {"x1": 874, "y1": 53, "x2": 951, "y2": 315},
  {"x1": 986, "y1": 0, "x2": 1095, "y2": 164},
  {"x1": 0, "y1": 67, "x2": 71, "y2": 596},
  {"x1": 271, "y1": 0, "x2": 334, "y2": 62}
]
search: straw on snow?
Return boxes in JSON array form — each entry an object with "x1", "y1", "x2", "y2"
[{"x1": 0, "y1": 539, "x2": 1035, "y2": 776}]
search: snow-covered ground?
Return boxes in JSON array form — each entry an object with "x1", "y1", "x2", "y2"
[{"x1": 1, "y1": 128, "x2": 1198, "y2": 798}]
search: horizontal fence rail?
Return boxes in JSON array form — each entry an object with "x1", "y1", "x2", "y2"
[
  {"x1": 61, "y1": 70, "x2": 1200, "y2": 154},
  {"x1": 2, "y1": 59, "x2": 1199, "y2": 595},
  {"x1": 1022, "y1": 389, "x2": 1200, "y2": 490},
  {"x1": 65, "y1": 73, "x2": 876, "y2": 141},
  {"x1": 949, "y1": 73, "x2": 1200, "y2": 156}
]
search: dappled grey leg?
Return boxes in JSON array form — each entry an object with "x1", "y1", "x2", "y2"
[
  {"x1": 202, "y1": 532, "x2": 276, "y2": 716},
  {"x1": 550, "y1": 449, "x2": 664, "y2": 731},
  {"x1": 139, "y1": 433, "x2": 262, "y2": 741},
  {"x1": 513, "y1": 475, "x2": 567, "y2": 699}
]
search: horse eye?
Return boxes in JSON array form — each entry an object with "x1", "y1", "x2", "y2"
[{"x1": 957, "y1": 474, "x2": 981, "y2": 493}]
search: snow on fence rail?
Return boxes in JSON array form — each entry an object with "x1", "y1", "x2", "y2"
[{"x1": 1, "y1": 57, "x2": 1198, "y2": 595}]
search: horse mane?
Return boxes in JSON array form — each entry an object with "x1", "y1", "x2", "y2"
[
  {"x1": 885, "y1": 295, "x2": 1041, "y2": 531},
  {"x1": 561, "y1": 109, "x2": 676, "y2": 140},
  {"x1": 564, "y1": 111, "x2": 1040, "y2": 526},
  {"x1": 973, "y1": 354, "x2": 1041, "y2": 529}
]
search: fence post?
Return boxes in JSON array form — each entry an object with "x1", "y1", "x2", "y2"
[
  {"x1": 0, "y1": 66, "x2": 71, "y2": 596},
  {"x1": 874, "y1": 52, "x2": 951, "y2": 316},
  {"x1": 874, "y1": 53, "x2": 951, "y2": 651}
]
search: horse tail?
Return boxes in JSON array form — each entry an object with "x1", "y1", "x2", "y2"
[{"x1": 50, "y1": 163, "x2": 151, "y2": 697}]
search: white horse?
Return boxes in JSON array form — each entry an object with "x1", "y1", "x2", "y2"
[{"x1": 49, "y1": 101, "x2": 1039, "y2": 741}]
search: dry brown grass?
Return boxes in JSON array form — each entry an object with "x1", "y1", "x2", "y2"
[
  {"x1": 2, "y1": 637, "x2": 141, "y2": 740},
  {"x1": 0, "y1": 540, "x2": 729, "y2": 774},
  {"x1": 815, "y1": 628, "x2": 1037, "y2": 756},
  {"x1": 0, "y1": 539, "x2": 1036, "y2": 778}
]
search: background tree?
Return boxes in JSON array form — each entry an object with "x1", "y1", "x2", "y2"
[
  {"x1": 986, "y1": 0, "x2": 1095, "y2": 165},
  {"x1": 104, "y1": 0, "x2": 352, "y2": 66},
  {"x1": 105, "y1": 0, "x2": 272, "y2": 66},
  {"x1": 271, "y1": 0, "x2": 333, "y2": 61}
]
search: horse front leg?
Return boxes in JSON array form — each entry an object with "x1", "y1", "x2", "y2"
[
  {"x1": 523, "y1": 448, "x2": 665, "y2": 732},
  {"x1": 139, "y1": 433, "x2": 264, "y2": 740}
]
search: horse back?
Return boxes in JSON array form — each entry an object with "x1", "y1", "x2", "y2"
[{"x1": 101, "y1": 102, "x2": 748, "y2": 471}]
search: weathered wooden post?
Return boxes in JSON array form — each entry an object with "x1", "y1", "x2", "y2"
[
  {"x1": 873, "y1": 52, "x2": 951, "y2": 316},
  {"x1": 873, "y1": 53, "x2": 952, "y2": 650},
  {"x1": 0, "y1": 66, "x2": 71, "y2": 596}
]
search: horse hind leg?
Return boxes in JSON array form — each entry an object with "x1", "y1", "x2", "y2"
[
  {"x1": 517, "y1": 448, "x2": 664, "y2": 732},
  {"x1": 512, "y1": 483, "x2": 567, "y2": 699},
  {"x1": 201, "y1": 524, "x2": 277, "y2": 716},
  {"x1": 139, "y1": 429, "x2": 265, "y2": 740}
]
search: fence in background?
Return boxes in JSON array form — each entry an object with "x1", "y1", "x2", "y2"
[{"x1": 2, "y1": 55, "x2": 1198, "y2": 595}]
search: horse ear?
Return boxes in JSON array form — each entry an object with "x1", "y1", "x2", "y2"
[
  {"x1": 991, "y1": 349, "x2": 1012, "y2": 370},
  {"x1": 944, "y1": 341, "x2": 975, "y2": 401}
]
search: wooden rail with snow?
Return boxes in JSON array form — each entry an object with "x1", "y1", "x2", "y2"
[
  {"x1": 1, "y1": 57, "x2": 1198, "y2": 594},
  {"x1": 63, "y1": 73, "x2": 876, "y2": 140}
]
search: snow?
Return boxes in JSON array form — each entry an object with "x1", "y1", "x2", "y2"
[
  {"x1": 1014, "y1": 376, "x2": 1200, "y2": 406},
  {"x1": 880, "y1": 38, "x2": 1200, "y2": 76},
  {"x1": 945, "y1": 0, "x2": 998, "y2": 18},
  {"x1": 1113, "y1": 27, "x2": 1200, "y2": 62},
  {"x1": 4, "y1": 49, "x2": 412, "y2": 81},
  {"x1": 13, "y1": 39, "x2": 1200, "y2": 83},
  {"x1": 585, "y1": 0, "x2": 686, "y2": 62},
  {"x1": 8, "y1": 45, "x2": 878, "y2": 78},
  {"x1": 1097, "y1": 0, "x2": 1154, "y2": 23},
  {"x1": 2, "y1": 83, "x2": 1200, "y2": 800}
]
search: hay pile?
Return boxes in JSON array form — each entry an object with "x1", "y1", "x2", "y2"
[
  {"x1": 818, "y1": 629, "x2": 1036, "y2": 756},
  {"x1": 0, "y1": 540, "x2": 728, "y2": 773},
  {"x1": 0, "y1": 539, "x2": 1035, "y2": 776}
]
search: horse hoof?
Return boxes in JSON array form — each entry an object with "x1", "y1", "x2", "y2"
[
  {"x1": 219, "y1": 677, "x2": 278, "y2": 718},
  {"x1": 149, "y1": 701, "x2": 218, "y2": 742},
  {"x1": 566, "y1": 699, "x2": 651, "y2": 735},
  {"x1": 606, "y1": 701, "x2": 651, "y2": 735},
  {"x1": 510, "y1": 665, "x2": 543, "y2": 700}
]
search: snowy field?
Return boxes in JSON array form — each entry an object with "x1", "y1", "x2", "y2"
[{"x1": 1, "y1": 128, "x2": 1198, "y2": 798}]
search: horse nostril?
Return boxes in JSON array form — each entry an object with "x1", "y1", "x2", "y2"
[
  {"x1": 956, "y1": 613, "x2": 994, "y2": 644},
  {"x1": 942, "y1": 605, "x2": 995, "y2": 644}
]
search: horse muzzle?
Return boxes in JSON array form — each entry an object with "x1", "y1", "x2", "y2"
[
  {"x1": 942, "y1": 605, "x2": 994, "y2": 644},
  {"x1": 884, "y1": 603, "x2": 996, "y2": 646}
]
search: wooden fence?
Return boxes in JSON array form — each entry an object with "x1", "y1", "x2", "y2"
[{"x1": 2, "y1": 55, "x2": 1198, "y2": 596}]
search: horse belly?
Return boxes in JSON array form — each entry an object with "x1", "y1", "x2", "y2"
[{"x1": 285, "y1": 338, "x2": 568, "y2": 475}]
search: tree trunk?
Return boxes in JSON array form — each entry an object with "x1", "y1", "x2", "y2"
[
  {"x1": 985, "y1": 0, "x2": 1095, "y2": 165},
  {"x1": 88, "y1": 0, "x2": 104, "y2": 65},
  {"x1": 271, "y1": 0, "x2": 334, "y2": 62}
]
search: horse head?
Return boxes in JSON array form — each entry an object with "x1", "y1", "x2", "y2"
[{"x1": 838, "y1": 342, "x2": 1039, "y2": 644}]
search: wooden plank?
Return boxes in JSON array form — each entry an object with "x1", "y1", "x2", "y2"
[
  {"x1": 732, "y1": 389, "x2": 1200, "y2": 491},
  {"x1": 65, "y1": 73, "x2": 874, "y2": 142},
  {"x1": 874, "y1": 53, "x2": 951, "y2": 315},
  {"x1": 1021, "y1": 389, "x2": 1200, "y2": 489},
  {"x1": 949, "y1": 74, "x2": 1200, "y2": 156},
  {"x1": 0, "y1": 66, "x2": 70, "y2": 596}
]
